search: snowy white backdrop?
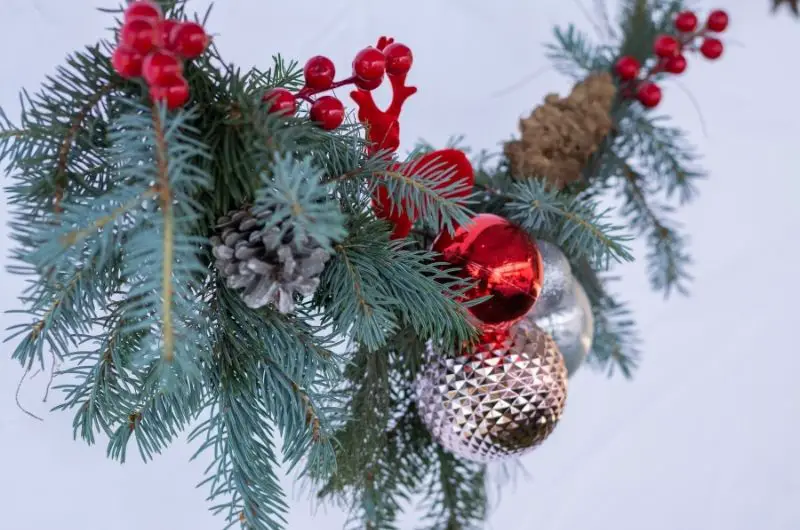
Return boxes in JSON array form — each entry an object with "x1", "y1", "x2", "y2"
[{"x1": 1, "y1": 1, "x2": 799, "y2": 529}]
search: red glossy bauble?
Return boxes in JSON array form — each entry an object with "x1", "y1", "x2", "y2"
[
  {"x1": 614, "y1": 56, "x2": 640, "y2": 81},
  {"x1": 310, "y1": 96, "x2": 345, "y2": 130},
  {"x1": 706, "y1": 10, "x2": 729, "y2": 32},
  {"x1": 674, "y1": 11, "x2": 698, "y2": 32},
  {"x1": 432, "y1": 214, "x2": 544, "y2": 328},
  {"x1": 142, "y1": 50, "x2": 183, "y2": 86},
  {"x1": 112, "y1": 46, "x2": 144, "y2": 79},
  {"x1": 663, "y1": 54, "x2": 687, "y2": 74},
  {"x1": 383, "y1": 42, "x2": 413, "y2": 76},
  {"x1": 171, "y1": 22, "x2": 209, "y2": 59},
  {"x1": 353, "y1": 47, "x2": 386, "y2": 81},
  {"x1": 700, "y1": 38, "x2": 724, "y2": 60},
  {"x1": 156, "y1": 19, "x2": 180, "y2": 50},
  {"x1": 150, "y1": 77, "x2": 190, "y2": 110},
  {"x1": 120, "y1": 18, "x2": 157, "y2": 55},
  {"x1": 124, "y1": 1, "x2": 162, "y2": 24},
  {"x1": 372, "y1": 186, "x2": 415, "y2": 239},
  {"x1": 403, "y1": 148, "x2": 474, "y2": 201},
  {"x1": 653, "y1": 35, "x2": 680, "y2": 58},
  {"x1": 636, "y1": 82, "x2": 662, "y2": 108},
  {"x1": 304, "y1": 55, "x2": 336, "y2": 90},
  {"x1": 262, "y1": 88, "x2": 297, "y2": 116}
]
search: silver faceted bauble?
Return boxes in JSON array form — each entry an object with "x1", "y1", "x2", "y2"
[
  {"x1": 415, "y1": 325, "x2": 568, "y2": 463},
  {"x1": 534, "y1": 240, "x2": 574, "y2": 317},
  {"x1": 523, "y1": 280, "x2": 594, "y2": 377}
]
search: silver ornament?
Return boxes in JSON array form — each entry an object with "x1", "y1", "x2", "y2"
[
  {"x1": 533, "y1": 240, "x2": 574, "y2": 317},
  {"x1": 415, "y1": 325, "x2": 568, "y2": 463},
  {"x1": 523, "y1": 280, "x2": 594, "y2": 377}
]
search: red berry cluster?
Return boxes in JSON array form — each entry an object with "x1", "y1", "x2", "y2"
[
  {"x1": 613, "y1": 9, "x2": 729, "y2": 109},
  {"x1": 111, "y1": 1, "x2": 210, "y2": 110}
]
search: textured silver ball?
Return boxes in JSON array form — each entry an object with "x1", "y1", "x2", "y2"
[
  {"x1": 415, "y1": 325, "x2": 568, "y2": 463},
  {"x1": 524, "y1": 280, "x2": 594, "y2": 377},
  {"x1": 534, "y1": 240, "x2": 574, "y2": 318}
]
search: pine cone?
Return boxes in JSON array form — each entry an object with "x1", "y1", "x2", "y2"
[
  {"x1": 210, "y1": 207, "x2": 330, "y2": 313},
  {"x1": 504, "y1": 72, "x2": 616, "y2": 189}
]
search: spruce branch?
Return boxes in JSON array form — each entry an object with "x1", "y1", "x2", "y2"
[{"x1": 419, "y1": 447, "x2": 486, "y2": 530}]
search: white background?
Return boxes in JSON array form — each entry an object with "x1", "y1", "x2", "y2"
[{"x1": 1, "y1": 1, "x2": 799, "y2": 529}]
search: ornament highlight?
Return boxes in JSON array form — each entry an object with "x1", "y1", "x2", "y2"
[
  {"x1": 415, "y1": 324, "x2": 568, "y2": 463},
  {"x1": 531, "y1": 240, "x2": 573, "y2": 318}
]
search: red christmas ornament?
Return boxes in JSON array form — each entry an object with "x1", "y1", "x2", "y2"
[
  {"x1": 171, "y1": 22, "x2": 209, "y2": 59},
  {"x1": 120, "y1": 18, "x2": 158, "y2": 55},
  {"x1": 124, "y1": 1, "x2": 163, "y2": 24},
  {"x1": 150, "y1": 77, "x2": 190, "y2": 110},
  {"x1": 353, "y1": 46, "x2": 386, "y2": 82},
  {"x1": 432, "y1": 214, "x2": 544, "y2": 328},
  {"x1": 636, "y1": 82, "x2": 662, "y2": 108},
  {"x1": 310, "y1": 96, "x2": 345, "y2": 130},
  {"x1": 663, "y1": 54, "x2": 687, "y2": 74},
  {"x1": 262, "y1": 88, "x2": 297, "y2": 116},
  {"x1": 156, "y1": 19, "x2": 180, "y2": 50},
  {"x1": 700, "y1": 38, "x2": 724, "y2": 59},
  {"x1": 112, "y1": 47, "x2": 144, "y2": 79},
  {"x1": 654, "y1": 35, "x2": 680, "y2": 58},
  {"x1": 142, "y1": 50, "x2": 183, "y2": 86},
  {"x1": 674, "y1": 11, "x2": 698, "y2": 32},
  {"x1": 372, "y1": 186, "x2": 415, "y2": 239},
  {"x1": 706, "y1": 10, "x2": 729, "y2": 32},
  {"x1": 304, "y1": 56, "x2": 336, "y2": 90},
  {"x1": 383, "y1": 42, "x2": 413, "y2": 76},
  {"x1": 614, "y1": 56, "x2": 640, "y2": 81}
]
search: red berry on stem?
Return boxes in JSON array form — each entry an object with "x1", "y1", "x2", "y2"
[
  {"x1": 142, "y1": 50, "x2": 183, "y2": 86},
  {"x1": 663, "y1": 54, "x2": 687, "y2": 74},
  {"x1": 150, "y1": 76, "x2": 190, "y2": 110},
  {"x1": 124, "y1": 1, "x2": 162, "y2": 24},
  {"x1": 354, "y1": 76, "x2": 383, "y2": 91},
  {"x1": 383, "y1": 42, "x2": 413, "y2": 76},
  {"x1": 674, "y1": 11, "x2": 698, "y2": 32},
  {"x1": 700, "y1": 37, "x2": 724, "y2": 59},
  {"x1": 706, "y1": 10, "x2": 729, "y2": 32},
  {"x1": 654, "y1": 35, "x2": 680, "y2": 58},
  {"x1": 303, "y1": 55, "x2": 336, "y2": 90},
  {"x1": 112, "y1": 46, "x2": 144, "y2": 78},
  {"x1": 614, "y1": 56, "x2": 641, "y2": 81},
  {"x1": 636, "y1": 82, "x2": 662, "y2": 108},
  {"x1": 262, "y1": 88, "x2": 297, "y2": 116},
  {"x1": 157, "y1": 19, "x2": 180, "y2": 50},
  {"x1": 353, "y1": 47, "x2": 386, "y2": 81},
  {"x1": 120, "y1": 18, "x2": 158, "y2": 55},
  {"x1": 310, "y1": 96, "x2": 345, "y2": 130},
  {"x1": 171, "y1": 22, "x2": 209, "y2": 59}
]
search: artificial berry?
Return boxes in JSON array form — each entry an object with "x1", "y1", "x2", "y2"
[
  {"x1": 171, "y1": 22, "x2": 209, "y2": 59},
  {"x1": 150, "y1": 77, "x2": 190, "y2": 110},
  {"x1": 674, "y1": 11, "x2": 698, "y2": 32},
  {"x1": 354, "y1": 76, "x2": 383, "y2": 91},
  {"x1": 700, "y1": 37, "x2": 724, "y2": 59},
  {"x1": 112, "y1": 47, "x2": 144, "y2": 79},
  {"x1": 353, "y1": 47, "x2": 386, "y2": 81},
  {"x1": 614, "y1": 56, "x2": 641, "y2": 81},
  {"x1": 663, "y1": 54, "x2": 687, "y2": 74},
  {"x1": 262, "y1": 88, "x2": 297, "y2": 116},
  {"x1": 142, "y1": 50, "x2": 183, "y2": 86},
  {"x1": 303, "y1": 55, "x2": 336, "y2": 90},
  {"x1": 120, "y1": 18, "x2": 158, "y2": 55},
  {"x1": 636, "y1": 82, "x2": 662, "y2": 108},
  {"x1": 383, "y1": 42, "x2": 413, "y2": 76},
  {"x1": 156, "y1": 19, "x2": 180, "y2": 50},
  {"x1": 653, "y1": 35, "x2": 680, "y2": 58},
  {"x1": 310, "y1": 96, "x2": 345, "y2": 130},
  {"x1": 124, "y1": 1, "x2": 162, "y2": 24},
  {"x1": 706, "y1": 10, "x2": 729, "y2": 32}
]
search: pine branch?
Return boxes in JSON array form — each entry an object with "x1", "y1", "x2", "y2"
[
  {"x1": 418, "y1": 447, "x2": 486, "y2": 530},
  {"x1": 545, "y1": 25, "x2": 614, "y2": 79}
]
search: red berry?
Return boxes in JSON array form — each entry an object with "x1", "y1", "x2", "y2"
[
  {"x1": 674, "y1": 11, "x2": 698, "y2": 32},
  {"x1": 636, "y1": 82, "x2": 662, "y2": 108},
  {"x1": 124, "y1": 1, "x2": 162, "y2": 24},
  {"x1": 354, "y1": 76, "x2": 383, "y2": 91},
  {"x1": 353, "y1": 47, "x2": 386, "y2": 81},
  {"x1": 700, "y1": 37, "x2": 724, "y2": 59},
  {"x1": 142, "y1": 50, "x2": 183, "y2": 86},
  {"x1": 383, "y1": 42, "x2": 413, "y2": 76},
  {"x1": 663, "y1": 54, "x2": 687, "y2": 74},
  {"x1": 303, "y1": 55, "x2": 336, "y2": 90},
  {"x1": 706, "y1": 10, "x2": 729, "y2": 32},
  {"x1": 262, "y1": 88, "x2": 297, "y2": 116},
  {"x1": 654, "y1": 35, "x2": 680, "y2": 58},
  {"x1": 156, "y1": 19, "x2": 180, "y2": 50},
  {"x1": 171, "y1": 22, "x2": 209, "y2": 59},
  {"x1": 614, "y1": 56, "x2": 641, "y2": 81},
  {"x1": 150, "y1": 76, "x2": 190, "y2": 110},
  {"x1": 120, "y1": 18, "x2": 157, "y2": 55},
  {"x1": 310, "y1": 96, "x2": 345, "y2": 130},
  {"x1": 112, "y1": 46, "x2": 144, "y2": 78}
]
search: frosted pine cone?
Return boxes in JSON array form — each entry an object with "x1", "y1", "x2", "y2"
[{"x1": 210, "y1": 208, "x2": 330, "y2": 313}]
